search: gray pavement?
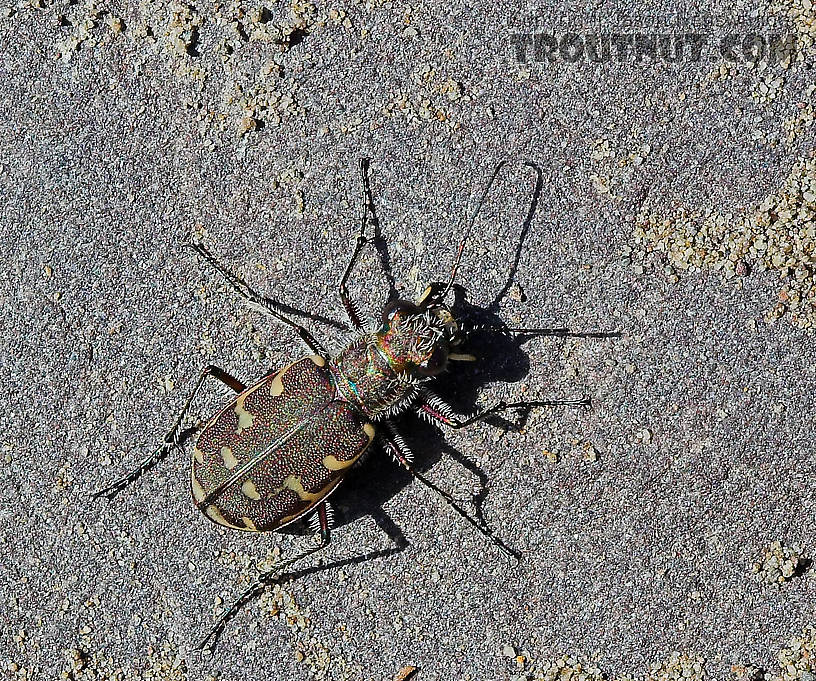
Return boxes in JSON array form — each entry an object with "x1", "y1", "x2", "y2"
[{"x1": 0, "y1": 2, "x2": 814, "y2": 680}]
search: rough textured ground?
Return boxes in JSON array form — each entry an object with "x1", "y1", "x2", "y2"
[{"x1": 0, "y1": 2, "x2": 814, "y2": 680}]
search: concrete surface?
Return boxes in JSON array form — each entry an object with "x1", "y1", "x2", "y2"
[{"x1": 0, "y1": 2, "x2": 814, "y2": 680}]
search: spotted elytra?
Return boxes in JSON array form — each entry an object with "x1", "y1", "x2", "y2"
[{"x1": 95, "y1": 158, "x2": 591, "y2": 651}]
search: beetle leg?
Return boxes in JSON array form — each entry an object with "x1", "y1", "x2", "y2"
[
  {"x1": 93, "y1": 365, "x2": 246, "y2": 500},
  {"x1": 198, "y1": 502, "x2": 333, "y2": 653},
  {"x1": 190, "y1": 242, "x2": 329, "y2": 355},
  {"x1": 379, "y1": 422, "x2": 519, "y2": 562},
  {"x1": 337, "y1": 157, "x2": 376, "y2": 329},
  {"x1": 417, "y1": 388, "x2": 590, "y2": 430}
]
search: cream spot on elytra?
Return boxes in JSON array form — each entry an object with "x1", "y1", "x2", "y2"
[
  {"x1": 205, "y1": 504, "x2": 240, "y2": 528},
  {"x1": 220, "y1": 446, "x2": 238, "y2": 469},
  {"x1": 241, "y1": 479, "x2": 261, "y2": 500},
  {"x1": 322, "y1": 454, "x2": 355, "y2": 471},
  {"x1": 191, "y1": 475, "x2": 206, "y2": 502},
  {"x1": 234, "y1": 396, "x2": 255, "y2": 434},
  {"x1": 281, "y1": 475, "x2": 323, "y2": 501},
  {"x1": 270, "y1": 372, "x2": 285, "y2": 397}
]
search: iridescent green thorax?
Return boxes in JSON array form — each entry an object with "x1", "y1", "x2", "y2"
[
  {"x1": 330, "y1": 335, "x2": 412, "y2": 419},
  {"x1": 330, "y1": 307, "x2": 451, "y2": 419}
]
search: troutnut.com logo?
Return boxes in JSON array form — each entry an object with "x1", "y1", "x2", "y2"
[{"x1": 510, "y1": 32, "x2": 797, "y2": 64}]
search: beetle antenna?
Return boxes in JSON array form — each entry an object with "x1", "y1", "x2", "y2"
[
  {"x1": 442, "y1": 160, "x2": 539, "y2": 299},
  {"x1": 442, "y1": 160, "x2": 507, "y2": 298}
]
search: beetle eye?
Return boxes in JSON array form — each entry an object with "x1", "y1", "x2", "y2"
[
  {"x1": 416, "y1": 346, "x2": 447, "y2": 376},
  {"x1": 381, "y1": 299, "x2": 419, "y2": 324}
]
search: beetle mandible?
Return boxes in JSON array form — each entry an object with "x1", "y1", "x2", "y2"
[{"x1": 96, "y1": 159, "x2": 589, "y2": 650}]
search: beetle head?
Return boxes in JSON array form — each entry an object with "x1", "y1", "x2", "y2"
[{"x1": 377, "y1": 283, "x2": 464, "y2": 378}]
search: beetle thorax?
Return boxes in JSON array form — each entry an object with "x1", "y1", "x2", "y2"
[{"x1": 330, "y1": 334, "x2": 416, "y2": 419}]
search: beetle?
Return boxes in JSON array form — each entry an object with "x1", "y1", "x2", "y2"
[{"x1": 95, "y1": 159, "x2": 590, "y2": 650}]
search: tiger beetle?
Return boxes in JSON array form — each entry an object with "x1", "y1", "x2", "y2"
[{"x1": 95, "y1": 158, "x2": 590, "y2": 651}]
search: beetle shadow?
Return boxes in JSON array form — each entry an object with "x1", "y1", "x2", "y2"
[
  {"x1": 365, "y1": 174, "x2": 399, "y2": 301},
  {"x1": 202, "y1": 300, "x2": 618, "y2": 654},
  {"x1": 280, "y1": 291, "x2": 618, "y2": 565},
  {"x1": 278, "y1": 159, "x2": 621, "y2": 563},
  {"x1": 485, "y1": 160, "x2": 543, "y2": 314},
  {"x1": 273, "y1": 304, "x2": 540, "y2": 553},
  {"x1": 279, "y1": 505, "x2": 409, "y2": 580}
]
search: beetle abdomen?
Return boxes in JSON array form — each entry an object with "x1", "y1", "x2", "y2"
[{"x1": 191, "y1": 355, "x2": 375, "y2": 532}]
